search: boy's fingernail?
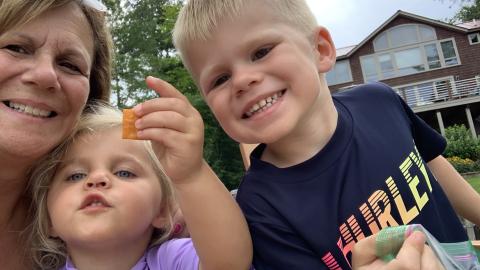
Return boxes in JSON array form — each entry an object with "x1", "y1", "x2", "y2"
[{"x1": 133, "y1": 104, "x2": 141, "y2": 114}]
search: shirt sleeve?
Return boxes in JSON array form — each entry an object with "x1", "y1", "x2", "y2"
[
  {"x1": 146, "y1": 238, "x2": 200, "y2": 270},
  {"x1": 388, "y1": 83, "x2": 447, "y2": 162}
]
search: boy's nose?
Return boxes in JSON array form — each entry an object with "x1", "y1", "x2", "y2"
[
  {"x1": 21, "y1": 56, "x2": 61, "y2": 91},
  {"x1": 232, "y1": 66, "x2": 263, "y2": 95},
  {"x1": 84, "y1": 174, "x2": 111, "y2": 189}
]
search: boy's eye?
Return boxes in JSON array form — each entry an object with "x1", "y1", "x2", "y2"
[
  {"x1": 252, "y1": 46, "x2": 272, "y2": 61},
  {"x1": 212, "y1": 74, "x2": 230, "y2": 88},
  {"x1": 115, "y1": 170, "x2": 136, "y2": 179},
  {"x1": 67, "y1": 173, "x2": 87, "y2": 182},
  {"x1": 4, "y1": 44, "x2": 29, "y2": 54}
]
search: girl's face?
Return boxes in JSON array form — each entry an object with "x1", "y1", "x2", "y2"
[
  {"x1": 47, "y1": 127, "x2": 166, "y2": 253},
  {"x1": 0, "y1": 2, "x2": 94, "y2": 164}
]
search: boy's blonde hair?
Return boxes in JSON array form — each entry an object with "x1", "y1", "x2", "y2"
[
  {"x1": 28, "y1": 103, "x2": 176, "y2": 270},
  {"x1": 173, "y1": 0, "x2": 318, "y2": 64},
  {"x1": 0, "y1": 0, "x2": 113, "y2": 102}
]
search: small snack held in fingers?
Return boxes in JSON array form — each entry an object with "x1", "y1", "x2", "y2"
[{"x1": 122, "y1": 108, "x2": 139, "y2": 140}]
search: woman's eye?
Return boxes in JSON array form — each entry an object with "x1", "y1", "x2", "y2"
[
  {"x1": 212, "y1": 74, "x2": 230, "y2": 88},
  {"x1": 4, "y1": 44, "x2": 28, "y2": 54},
  {"x1": 115, "y1": 170, "x2": 136, "y2": 179},
  {"x1": 67, "y1": 173, "x2": 87, "y2": 182},
  {"x1": 252, "y1": 47, "x2": 272, "y2": 61},
  {"x1": 60, "y1": 61, "x2": 82, "y2": 74}
]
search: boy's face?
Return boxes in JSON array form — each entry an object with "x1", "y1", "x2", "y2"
[
  {"x1": 47, "y1": 127, "x2": 165, "y2": 250},
  {"x1": 185, "y1": 3, "x2": 335, "y2": 144}
]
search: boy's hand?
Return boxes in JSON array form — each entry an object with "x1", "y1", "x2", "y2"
[
  {"x1": 133, "y1": 76, "x2": 204, "y2": 183},
  {"x1": 351, "y1": 231, "x2": 445, "y2": 270}
]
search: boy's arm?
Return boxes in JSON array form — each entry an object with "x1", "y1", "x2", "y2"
[
  {"x1": 427, "y1": 155, "x2": 480, "y2": 226},
  {"x1": 134, "y1": 76, "x2": 252, "y2": 270}
]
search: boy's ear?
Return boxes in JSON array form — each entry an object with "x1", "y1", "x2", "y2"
[{"x1": 312, "y1": 26, "x2": 336, "y2": 73}]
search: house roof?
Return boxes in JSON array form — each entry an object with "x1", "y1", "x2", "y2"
[
  {"x1": 456, "y1": 19, "x2": 480, "y2": 30},
  {"x1": 336, "y1": 10, "x2": 479, "y2": 60}
]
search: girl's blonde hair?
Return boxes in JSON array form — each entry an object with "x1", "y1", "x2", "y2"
[
  {"x1": 29, "y1": 103, "x2": 176, "y2": 270},
  {"x1": 0, "y1": 0, "x2": 113, "y2": 102},
  {"x1": 172, "y1": 0, "x2": 318, "y2": 64}
]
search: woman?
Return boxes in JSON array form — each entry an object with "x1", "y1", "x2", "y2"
[{"x1": 0, "y1": 0, "x2": 113, "y2": 268}]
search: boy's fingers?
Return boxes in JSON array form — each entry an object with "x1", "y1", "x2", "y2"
[
  {"x1": 393, "y1": 231, "x2": 425, "y2": 269},
  {"x1": 145, "y1": 76, "x2": 187, "y2": 101},
  {"x1": 421, "y1": 245, "x2": 445, "y2": 270},
  {"x1": 351, "y1": 235, "x2": 378, "y2": 268}
]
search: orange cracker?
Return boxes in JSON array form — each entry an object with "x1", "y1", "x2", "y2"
[{"x1": 122, "y1": 109, "x2": 139, "y2": 140}]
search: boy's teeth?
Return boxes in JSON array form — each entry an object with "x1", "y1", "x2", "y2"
[
  {"x1": 246, "y1": 91, "x2": 284, "y2": 117},
  {"x1": 8, "y1": 101, "x2": 52, "y2": 118}
]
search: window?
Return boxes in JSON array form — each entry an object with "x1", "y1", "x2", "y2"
[
  {"x1": 361, "y1": 38, "x2": 460, "y2": 82},
  {"x1": 440, "y1": 40, "x2": 458, "y2": 66},
  {"x1": 326, "y1": 60, "x2": 353, "y2": 86},
  {"x1": 373, "y1": 24, "x2": 437, "y2": 51},
  {"x1": 468, "y1": 33, "x2": 480, "y2": 45}
]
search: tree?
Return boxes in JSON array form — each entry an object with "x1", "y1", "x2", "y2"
[
  {"x1": 105, "y1": 0, "x2": 245, "y2": 190},
  {"x1": 454, "y1": 0, "x2": 480, "y2": 21}
]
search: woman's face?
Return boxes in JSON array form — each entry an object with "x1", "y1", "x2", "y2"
[{"x1": 0, "y1": 2, "x2": 95, "y2": 163}]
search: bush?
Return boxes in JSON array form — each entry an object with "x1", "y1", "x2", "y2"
[
  {"x1": 444, "y1": 125, "x2": 480, "y2": 160},
  {"x1": 446, "y1": 156, "x2": 480, "y2": 173}
]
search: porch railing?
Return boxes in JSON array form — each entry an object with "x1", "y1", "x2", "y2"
[{"x1": 395, "y1": 77, "x2": 480, "y2": 108}]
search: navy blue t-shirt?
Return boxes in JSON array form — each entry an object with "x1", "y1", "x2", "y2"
[{"x1": 236, "y1": 83, "x2": 468, "y2": 270}]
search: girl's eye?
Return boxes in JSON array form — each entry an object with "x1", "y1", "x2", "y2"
[
  {"x1": 67, "y1": 173, "x2": 87, "y2": 182},
  {"x1": 252, "y1": 46, "x2": 272, "y2": 61},
  {"x1": 114, "y1": 170, "x2": 136, "y2": 179},
  {"x1": 212, "y1": 74, "x2": 230, "y2": 88},
  {"x1": 4, "y1": 44, "x2": 28, "y2": 54}
]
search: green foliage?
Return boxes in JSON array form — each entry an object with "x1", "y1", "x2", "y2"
[
  {"x1": 105, "y1": 0, "x2": 244, "y2": 189},
  {"x1": 454, "y1": 0, "x2": 480, "y2": 22},
  {"x1": 444, "y1": 124, "x2": 480, "y2": 160},
  {"x1": 446, "y1": 156, "x2": 480, "y2": 173}
]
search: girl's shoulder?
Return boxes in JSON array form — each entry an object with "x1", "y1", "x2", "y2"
[{"x1": 145, "y1": 238, "x2": 199, "y2": 270}]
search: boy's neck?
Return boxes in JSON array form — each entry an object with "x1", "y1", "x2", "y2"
[
  {"x1": 67, "y1": 236, "x2": 151, "y2": 270},
  {"x1": 262, "y1": 94, "x2": 338, "y2": 168}
]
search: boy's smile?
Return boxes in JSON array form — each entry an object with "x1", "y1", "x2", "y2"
[{"x1": 185, "y1": 1, "x2": 337, "y2": 147}]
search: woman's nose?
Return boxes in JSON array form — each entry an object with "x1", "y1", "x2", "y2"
[{"x1": 21, "y1": 55, "x2": 61, "y2": 91}]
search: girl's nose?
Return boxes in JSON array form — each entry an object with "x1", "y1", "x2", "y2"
[{"x1": 84, "y1": 174, "x2": 111, "y2": 189}]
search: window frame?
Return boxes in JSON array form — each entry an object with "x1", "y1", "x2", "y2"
[
  {"x1": 360, "y1": 38, "x2": 461, "y2": 82},
  {"x1": 326, "y1": 59, "x2": 353, "y2": 86},
  {"x1": 468, "y1": 33, "x2": 480, "y2": 45}
]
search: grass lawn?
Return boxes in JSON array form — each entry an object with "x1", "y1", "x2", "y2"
[{"x1": 465, "y1": 175, "x2": 480, "y2": 194}]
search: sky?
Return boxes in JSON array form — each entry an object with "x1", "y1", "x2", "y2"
[{"x1": 305, "y1": 0, "x2": 464, "y2": 48}]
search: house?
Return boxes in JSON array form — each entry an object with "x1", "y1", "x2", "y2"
[{"x1": 326, "y1": 10, "x2": 480, "y2": 138}]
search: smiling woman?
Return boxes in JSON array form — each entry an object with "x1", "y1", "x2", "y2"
[{"x1": 0, "y1": 0, "x2": 113, "y2": 268}]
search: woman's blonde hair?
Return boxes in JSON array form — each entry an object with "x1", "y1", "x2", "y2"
[
  {"x1": 29, "y1": 103, "x2": 176, "y2": 270},
  {"x1": 0, "y1": 0, "x2": 113, "y2": 102},
  {"x1": 172, "y1": 0, "x2": 318, "y2": 63}
]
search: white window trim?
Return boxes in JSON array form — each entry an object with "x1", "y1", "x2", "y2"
[
  {"x1": 360, "y1": 38, "x2": 461, "y2": 82},
  {"x1": 468, "y1": 33, "x2": 480, "y2": 45}
]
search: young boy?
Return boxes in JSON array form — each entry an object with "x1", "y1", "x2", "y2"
[{"x1": 172, "y1": 0, "x2": 480, "y2": 269}]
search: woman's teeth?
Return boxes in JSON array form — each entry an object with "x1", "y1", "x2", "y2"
[{"x1": 7, "y1": 101, "x2": 52, "y2": 118}]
